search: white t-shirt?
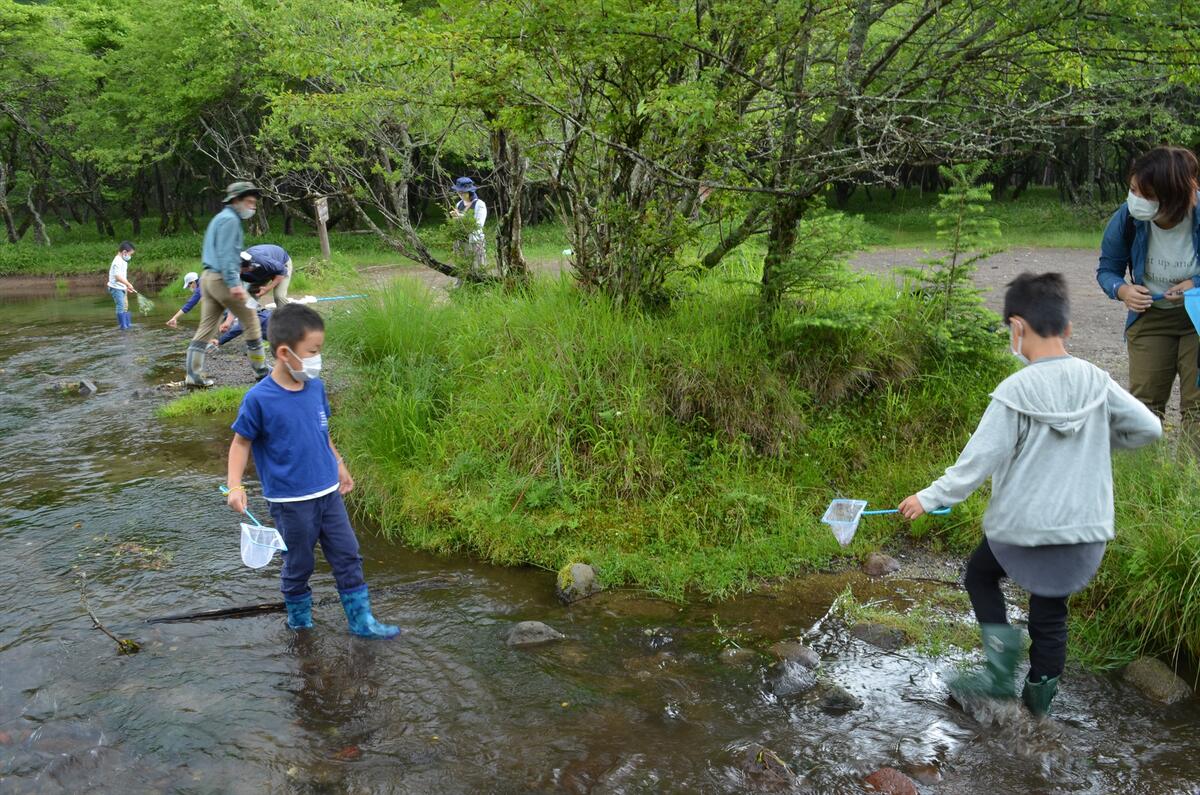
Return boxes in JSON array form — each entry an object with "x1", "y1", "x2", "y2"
[
  {"x1": 1144, "y1": 211, "x2": 1199, "y2": 309},
  {"x1": 456, "y1": 197, "x2": 487, "y2": 239},
  {"x1": 107, "y1": 254, "x2": 129, "y2": 291}
]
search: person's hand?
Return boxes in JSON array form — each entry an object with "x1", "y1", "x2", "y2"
[
  {"x1": 165, "y1": 316, "x2": 178, "y2": 328},
  {"x1": 338, "y1": 460, "x2": 354, "y2": 495},
  {"x1": 226, "y1": 486, "x2": 248, "y2": 514},
  {"x1": 1164, "y1": 279, "x2": 1195, "y2": 302},
  {"x1": 128, "y1": 286, "x2": 138, "y2": 295},
  {"x1": 219, "y1": 318, "x2": 233, "y2": 333},
  {"x1": 1117, "y1": 283, "x2": 1153, "y2": 312},
  {"x1": 898, "y1": 494, "x2": 926, "y2": 520},
  {"x1": 230, "y1": 285, "x2": 247, "y2": 301}
]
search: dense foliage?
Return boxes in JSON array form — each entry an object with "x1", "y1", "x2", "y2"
[{"x1": 2, "y1": 0, "x2": 1199, "y2": 302}]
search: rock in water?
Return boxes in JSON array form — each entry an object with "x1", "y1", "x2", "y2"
[
  {"x1": 766, "y1": 640, "x2": 820, "y2": 669},
  {"x1": 863, "y1": 767, "x2": 919, "y2": 794},
  {"x1": 555, "y1": 562, "x2": 603, "y2": 604},
  {"x1": 863, "y1": 552, "x2": 901, "y2": 577},
  {"x1": 768, "y1": 661, "x2": 818, "y2": 698},
  {"x1": 1123, "y1": 657, "x2": 1194, "y2": 705},
  {"x1": 78, "y1": 378, "x2": 98, "y2": 396},
  {"x1": 506, "y1": 621, "x2": 565, "y2": 648},
  {"x1": 816, "y1": 682, "x2": 864, "y2": 713},
  {"x1": 738, "y1": 744, "x2": 795, "y2": 789},
  {"x1": 849, "y1": 622, "x2": 907, "y2": 651}
]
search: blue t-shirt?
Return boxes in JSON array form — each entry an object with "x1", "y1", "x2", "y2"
[{"x1": 231, "y1": 376, "x2": 339, "y2": 502}]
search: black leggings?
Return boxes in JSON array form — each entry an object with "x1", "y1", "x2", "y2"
[{"x1": 963, "y1": 539, "x2": 1068, "y2": 681}]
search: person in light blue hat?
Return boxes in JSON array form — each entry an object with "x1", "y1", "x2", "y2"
[{"x1": 450, "y1": 176, "x2": 487, "y2": 276}]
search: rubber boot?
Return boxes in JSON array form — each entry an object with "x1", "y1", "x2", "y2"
[
  {"x1": 120, "y1": 311, "x2": 133, "y2": 329},
  {"x1": 245, "y1": 337, "x2": 270, "y2": 380},
  {"x1": 1022, "y1": 674, "x2": 1059, "y2": 717},
  {"x1": 184, "y1": 341, "x2": 215, "y2": 388},
  {"x1": 949, "y1": 623, "x2": 1023, "y2": 703},
  {"x1": 338, "y1": 586, "x2": 401, "y2": 639},
  {"x1": 284, "y1": 594, "x2": 314, "y2": 630}
]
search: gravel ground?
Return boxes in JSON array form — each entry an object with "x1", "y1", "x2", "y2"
[{"x1": 851, "y1": 246, "x2": 1185, "y2": 420}]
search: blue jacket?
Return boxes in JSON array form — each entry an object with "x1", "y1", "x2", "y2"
[
  {"x1": 179, "y1": 284, "x2": 201, "y2": 314},
  {"x1": 245, "y1": 244, "x2": 290, "y2": 274},
  {"x1": 201, "y1": 206, "x2": 244, "y2": 288},
  {"x1": 1096, "y1": 200, "x2": 1200, "y2": 329}
]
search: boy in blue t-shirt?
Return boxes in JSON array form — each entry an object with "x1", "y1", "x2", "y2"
[{"x1": 226, "y1": 303, "x2": 399, "y2": 638}]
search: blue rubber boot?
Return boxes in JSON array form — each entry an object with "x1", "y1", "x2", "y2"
[
  {"x1": 338, "y1": 586, "x2": 400, "y2": 639},
  {"x1": 284, "y1": 594, "x2": 313, "y2": 630},
  {"x1": 120, "y1": 311, "x2": 133, "y2": 329}
]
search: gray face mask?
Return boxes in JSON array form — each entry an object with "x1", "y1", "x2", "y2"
[{"x1": 236, "y1": 206, "x2": 257, "y2": 220}]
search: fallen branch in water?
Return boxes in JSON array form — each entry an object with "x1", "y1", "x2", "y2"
[
  {"x1": 145, "y1": 574, "x2": 463, "y2": 624},
  {"x1": 79, "y1": 573, "x2": 141, "y2": 654}
]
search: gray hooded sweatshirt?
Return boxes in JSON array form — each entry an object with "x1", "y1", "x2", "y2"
[{"x1": 916, "y1": 356, "x2": 1161, "y2": 546}]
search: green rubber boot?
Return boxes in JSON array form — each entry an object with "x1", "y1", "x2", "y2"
[
  {"x1": 949, "y1": 623, "x2": 1023, "y2": 703},
  {"x1": 1021, "y1": 674, "x2": 1059, "y2": 717}
]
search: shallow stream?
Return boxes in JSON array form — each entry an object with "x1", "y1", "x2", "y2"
[{"x1": 1, "y1": 291, "x2": 1198, "y2": 793}]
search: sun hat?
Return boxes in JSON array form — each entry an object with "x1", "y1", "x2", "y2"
[
  {"x1": 453, "y1": 176, "x2": 477, "y2": 193},
  {"x1": 240, "y1": 251, "x2": 253, "y2": 263},
  {"x1": 183, "y1": 271, "x2": 199, "y2": 287},
  {"x1": 222, "y1": 181, "x2": 261, "y2": 203}
]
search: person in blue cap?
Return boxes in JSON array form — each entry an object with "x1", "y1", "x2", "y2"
[
  {"x1": 450, "y1": 176, "x2": 487, "y2": 276},
  {"x1": 165, "y1": 271, "x2": 201, "y2": 328},
  {"x1": 106, "y1": 241, "x2": 138, "y2": 330}
]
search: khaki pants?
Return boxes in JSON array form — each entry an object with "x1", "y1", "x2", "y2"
[
  {"x1": 193, "y1": 270, "x2": 263, "y2": 343},
  {"x1": 1127, "y1": 305, "x2": 1200, "y2": 431},
  {"x1": 259, "y1": 259, "x2": 293, "y2": 307}
]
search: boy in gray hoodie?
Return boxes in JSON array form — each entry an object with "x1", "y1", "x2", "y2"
[{"x1": 899, "y1": 272, "x2": 1162, "y2": 717}]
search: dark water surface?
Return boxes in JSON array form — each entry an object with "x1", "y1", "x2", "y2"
[{"x1": 2, "y1": 293, "x2": 1198, "y2": 793}]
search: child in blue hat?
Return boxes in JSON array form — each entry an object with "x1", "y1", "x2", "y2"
[{"x1": 450, "y1": 176, "x2": 487, "y2": 275}]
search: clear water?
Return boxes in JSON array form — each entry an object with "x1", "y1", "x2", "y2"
[{"x1": 2, "y1": 291, "x2": 1198, "y2": 793}]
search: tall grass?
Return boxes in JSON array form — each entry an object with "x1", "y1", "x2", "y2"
[
  {"x1": 1071, "y1": 448, "x2": 1200, "y2": 670},
  {"x1": 156, "y1": 386, "x2": 249, "y2": 418},
  {"x1": 328, "y1": 269, "x2": 1008, "y2": 600}
]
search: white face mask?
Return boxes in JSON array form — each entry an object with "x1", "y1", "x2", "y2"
[
  {"x1": 1126, "y1": 190, "x2": 1159, "y2": 221},
  {"x1": 283, "y1": 348, "x2": 322, "y2": 382},
  {"x1": 1010, "y1": 319, "x2": 1029, "y2": 366},
  {"x1": 236, "y1": 206, "x2": 257, "y2": 220},
  {"x1": 121, "y1": 253, "x2": 132, "y2": 262}
]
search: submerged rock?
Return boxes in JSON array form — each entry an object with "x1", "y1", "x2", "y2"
[
  {"x1": 506, "y1": 621, "x2": 565, "y2": 648},
  {"x1": 738, "y1": 744, "x2": 795, "y2": 789},
  {"x1": 905, "y1": 761, "x2": 943, "y2": 785},
  {"x1": 815, "y1": 682, "x2": 864, "y2": 713},
  {"x1": 719, "y1": 647, "x2": 759, "y2": 667},
  {"x1": 766, "y1": 640, "x2": 820, "y2": 669},
  {"x1": 56, "y1": 379, "x2": 98, "y2": 396},
  {"x1": 863, "y1": 767, "x2": 918, "y2": 794},
  {"x1": 849, "y1": 622, "x2": 907, "y2": 651},
  {"x1": 768, "y1": 661, "x2": 818, "y2": 698},
  {"x1": 863, "y1": 552, "x2": 901, "y2": 577},
  {"x1": 1123, "y1": 657, "x2": 1193, "y2": 705},
  {"x1": 556, "y1": 562, "x2": 603, "y2": 604}
]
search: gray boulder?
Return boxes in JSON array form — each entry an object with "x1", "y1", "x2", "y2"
[
  {"x1": 555, "y1": 562, "x2": 603, "y2": 604},
  {"x1": 816, "y1": 682, "x2": 864, "y2": 713},
  {"x1": 766, "y1": 640, "x2": 820, "y2": 669},
  {"x1": 506, "y1": 621, "x2": 565, "y2": 648},
  {"x1": 768, "y1": 661, "x2": 818, "y2": 698},
  {"x1": 1124, "y1": 657, "x2": 1193, "y2": 705},
  {"x1": 863, "y1": 552, "x2": 901, "y2": 577},
  {"x1": 849, "y1": 622, "x2": 907, "y2": 651}
]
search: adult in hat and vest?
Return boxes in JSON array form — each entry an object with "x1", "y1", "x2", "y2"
[
  {"x1": 184, "y1": 181, "x2": 270, "y2": 387},
  {"x1": 449, "y1": 176, "x2": 487, "y2": 275}
]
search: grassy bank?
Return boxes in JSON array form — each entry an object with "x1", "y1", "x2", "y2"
[
  {"x1": 156, "y1": 386, "x2": 249, "y2": 419},
  {"x1": 846, "y1": 186, "x2": 1111, "y2": 249},
  {"x1": 328, "y1": 268, "x2": 1009, "y2": 600}
]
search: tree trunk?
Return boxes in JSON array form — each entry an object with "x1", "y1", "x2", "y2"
[
  {"x1": 488, "y1": 123, "x2": 529, "y2": 283},
  {"x1": 0, "y1": 160, "x2": 18, "y2": 243},
  {"x1": 154, "y1": 163, "x2": 171, "y2": 234},
  {"x1": 27, "y1": 187, "x2": 50, "y2": 246}
]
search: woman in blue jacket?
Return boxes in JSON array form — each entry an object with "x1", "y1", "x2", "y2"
[{"x1": 1096, "y1": 145, "x2": 1200, "y2": 438}]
